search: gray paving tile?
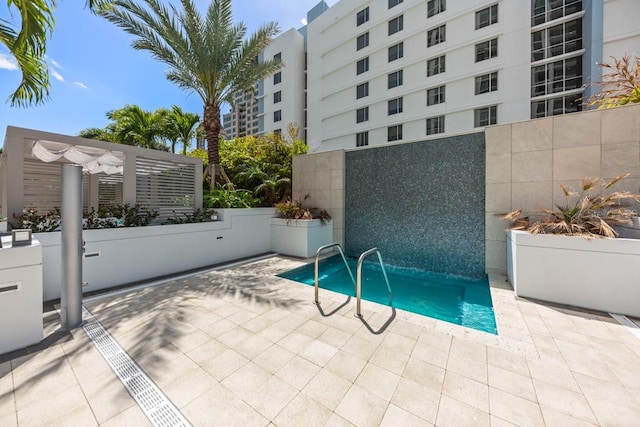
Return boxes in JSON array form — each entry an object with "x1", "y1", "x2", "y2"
[
  {"x1": 436, "y1": 395, "x2": 490, "y2": 427},
  {"x1": 391, "y1": 377, "x2": 440, "y2": 424},
  {"x1": 354, "y1": 363, "x2": 400, "y2": 401},
  {"x1": 381, "y1": 403, "x2": 433, "y2": 426},
  {"x1": 273, "y1": 393, "x2": 333, "y2": 427},
  {"x1": 7, "y1": 256, "x2": 640, "y2": 427},
  {"x1": 325, "y1": 350, "x2": 367, "y2": 382},
  {"x1": 335, "y1": 384, "x2": 389, "y2": 427},
  {"x1": 442, "y1": 370, "x2": 489, "y2": 412},
  {"x1": 574, "y1": 372, "x2": 640, "y2": 427},
  {"x1": 489, "y1": 387, "x2": 545, "y2": 427}
]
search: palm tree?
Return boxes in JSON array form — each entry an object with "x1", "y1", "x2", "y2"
[
  {"x1": 2, "y1": 1, "x2": 111, "y2": 107},
  {"x1": 78, "y1": 127, "x2": 116, "y2": 142},
  {"x1": 105, "y1": 104, "x2": 167, "y2": 150},
  {"x1": 1, "y1": 0, "x2": 54, "y2": 107},
  {"x1": 161, "y1": 105, "x2": 200, "y2": 154},
  {"x1": 100, "y1": 0, "x2": 282, "y2": 178}
]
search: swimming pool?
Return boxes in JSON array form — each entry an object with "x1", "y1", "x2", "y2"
[{"x1": 278, "y1": 254, "x2": 497, "y2": 334}]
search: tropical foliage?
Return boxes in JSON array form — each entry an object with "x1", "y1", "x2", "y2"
[
  {"x1": 12, "y1": 203, "x2": 158, "y2": 232},
  {"x1": 164, "y1": 208, "x2": 215, "y2": 224},
  {"x1": 587, "y1": 55, "x2": 640, "y2": 109},
  {"x1": 1, "y1": 0, "x2": 110, "y2": 107},
  {"x1": 218, "y1": 127, "x2": 308, "y2": 206},
  {"x1": 78, "y1": 104, "x2": 200, "y2": 152},
  {"x1": 158, "y1": 105, "x2": 200, "y2": 154},
  {"x1": 275, "y1": 194, "x2": 332, "y2": 225},
  {"x1": 104, "y1": 104, "x2": 168, "y2": 150},
  {"x1": 499, "y1": 173, "x2": 640, "y2": 238},
  {"x1": 203, "y1": 186, "x2": 258, "y2": 209},
  {"x1": 99, "y1": 0, "x2": 283, "y2": 179}
]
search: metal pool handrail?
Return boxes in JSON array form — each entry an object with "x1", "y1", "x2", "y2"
[
  {"x1": 314, "y1": 243, "x2": 356, "y2": 305},
  {"x1": 356, "y1": 247, "x2": 393, "y2": 318}
]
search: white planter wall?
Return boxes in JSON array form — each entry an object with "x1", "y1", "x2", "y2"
[
  {"x1": 0, "y1": 237, "x2": 43, "y2": 354},
  {"x1": 271, "y1": 218, "x2": 333, "y2": 258},
  {"x1": 38, "y1": 208, "x2": 274, "y2": 301},
  {"x1": 507, "y1": 230, "x2": 640, "y2": 317}
]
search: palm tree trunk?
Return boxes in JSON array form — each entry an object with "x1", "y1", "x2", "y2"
[{"x1": 203, "y1": 102, "x2": 221, "y2": 179}]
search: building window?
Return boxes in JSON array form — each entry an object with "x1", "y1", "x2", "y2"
[
  {"x1": 357, "y1": 57, "x2": 369, "y2": 75},
  {"x1": 475, "y1": 72, "x2": 498, "y2": 94},
  {"x1": 531, "y1": 93, "x2": 581, "y2": 118},
  {"x1": 388, "y1": 15, "x2": 403, "y2": 35},
  {"x1": 388, "y1": 42, "x2": 404, "y2": 62},
  {"x1": 475, "y1": 38, "x2": 498, "y2": 62},
  {"x1": 387, "y1": 124, "x2": 403, "y2": 141},
  {"x1": 426, "y1": 116, "x2": 445, "y2": 135},
  {"x1": 388, "y1": 97, "x2": 403, "y2": 115},
  {"x1": 356, "y1": 131, "x2": 369, "y2": 147},
  {"x1": 388, "y1": 70, "x2": 403, "y2": 89},
  {"x1": 356, "y1": 82, "x2": 369, "y2": 99},
  {"x1": 476, "y1": 4, "x2": 498, "y2": 29},
  {"x1": 532, "y1": 0, "x2": 583, "y2": 26},
  {"x1": 389, "y1": 0, "x2": 403, "y2": 8},
  {"x1": 357, "y1": 32, "x2": 369, "y2": 50},
  {"x1": 356, "y1": 107, "x2": 369, "y2": 123},
  {"x1": 427, "y1": 25, "x2": 446, "y2": 47},
  {"x1": 274, "y1": 110, "x2": 282, "y2": 122},
  {"x1": 273, "y1": 52, "x2": 282, "y2": 61},
  {"x1": 427, "y1": 85, "x2": 446, "y2": 105},
  {"x1": 274, "y1": 129, "x2": 282, "y2": 135},
  {"x1": 427, "y1": 0, "x2": 446, "y2": 17},
  {"x1": 531, "y1": 56, "x2": 582, "y2": 97},
  {"x1": 357, "y1": 7, "x2": 369, "y2": 26},
  {"x1": 273, "y1": 72, "x2": 282, "y2": 84},
  {"x1": 427, "y1": 55, "x2": 445, "y2": 76},
  {"x1": 531, "y1": 18, "x2": 582, "y2": 61},
  {"x1": 274, "y1": 91, "x2": 282, "y2": 103},
  {"x1": 474, "y1": 105, "x2": 497, "y2": 127}
]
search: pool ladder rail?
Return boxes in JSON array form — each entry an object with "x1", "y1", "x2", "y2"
[
  {"x1": 314, "y1": 243, "x2": 355, "y2": 305},
  {"x1": 313, "y1": 243, "x2": 393, "y2": 318}
]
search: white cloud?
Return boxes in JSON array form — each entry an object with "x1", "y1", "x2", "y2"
[
  {"x1": 50, "y1": 59, "x2": 63, "y2": 69},
  {"x1": 73, "y1": 81, "x2": 88, "y2": 90},
  {"x1": 300, "y1": 18, "x2": 308, "y2": 25},
  {"x1": 0, "y1": 53, "x2": 18, "y2": 70},
  {"x1": 51, "y1": 68, "x2": 64, "y2": 81}
]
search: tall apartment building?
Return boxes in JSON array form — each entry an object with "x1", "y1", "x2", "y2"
[
  {"x1": 255, "y1": 0, "x2": 639, "y2": 151},
  {"x1": 222, "y1": 3, "x2": 328, "y2": 140},
  {"x1": 221, "y1": 88, "x2": 260, "y2": 139}
]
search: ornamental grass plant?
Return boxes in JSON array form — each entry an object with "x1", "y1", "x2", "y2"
[{"x1": 499, "y1": 173, "x2": 640, "y2": 238}]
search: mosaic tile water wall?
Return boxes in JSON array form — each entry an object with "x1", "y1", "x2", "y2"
[{"x1": 345, "y1": 133, "x2": 486, "y2": 278}]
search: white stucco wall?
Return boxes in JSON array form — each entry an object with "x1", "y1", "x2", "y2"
[{"x1": 37, "y1": 208, "x2": 275, "y2": 301}]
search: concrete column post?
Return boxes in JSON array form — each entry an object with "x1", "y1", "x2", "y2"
[{"x1": 60, "y1": 164, "x2": 83, "y2": 329}]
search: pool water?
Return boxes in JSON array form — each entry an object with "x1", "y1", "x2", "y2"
[{"x1": 278, "y1": 254, "x2": 497, "y2": 335}]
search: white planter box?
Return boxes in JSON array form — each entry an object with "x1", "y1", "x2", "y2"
[
  {"x1": 271, "y1": 218, "x2": 333, "y2": 258},
  {"x1": 0, "y1": 221, "x2": 7, "y2": 233},
  {"x1": 0, "y1": 237, "x2": 43, "y2": 354},
  {"x1": 507, "y1": 230, "x2": 640, "y2": 317},
  {"x1": 36, "y1": 208, "x2": 274, "y2": 301}
]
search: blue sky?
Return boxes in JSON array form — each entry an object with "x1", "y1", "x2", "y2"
[{"x1": 0, "y1": 0, "x2": 336, "y2": 146}]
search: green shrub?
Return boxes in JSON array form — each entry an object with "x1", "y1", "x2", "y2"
[
  {"x1": 13, "y1": 208, "x2": 61, "y2": 232},
  {"x1": 13, "y1": 204, "x2": 159, "y2": 232},
  {"x1": 204, "y1": 186, "x2": 259, "y2": 208},
  {"x1": 164, "y1": 208, "x2": 215, "y2": 224}
]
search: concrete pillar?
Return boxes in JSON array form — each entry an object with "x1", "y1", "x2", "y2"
[{"x1": 60, "y1": 164, "x2": 83, "y2": 329}]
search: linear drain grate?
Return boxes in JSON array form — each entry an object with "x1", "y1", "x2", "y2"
[
  {"x1": 610, "y1": 313, "x2": 640, "y2": 340},
  {"x1": 82, "y1": 307, "x2": 191, "y2": 427}
]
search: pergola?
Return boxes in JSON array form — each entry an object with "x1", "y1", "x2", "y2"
[{"x1": 0, "y1": 126, "x2": 203, "y2": 224}]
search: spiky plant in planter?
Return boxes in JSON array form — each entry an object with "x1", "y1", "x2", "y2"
[
  {"x1": 275, "y1": 194, "x2": 331, "y2": 225},
  {"x1": 499, "y1": 173, "x2": 640, "y2": 238}
]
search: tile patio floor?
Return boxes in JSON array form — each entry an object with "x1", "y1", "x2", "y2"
[{"x1": 1, "y1": 255, "x2": 640, "y2": 426}]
